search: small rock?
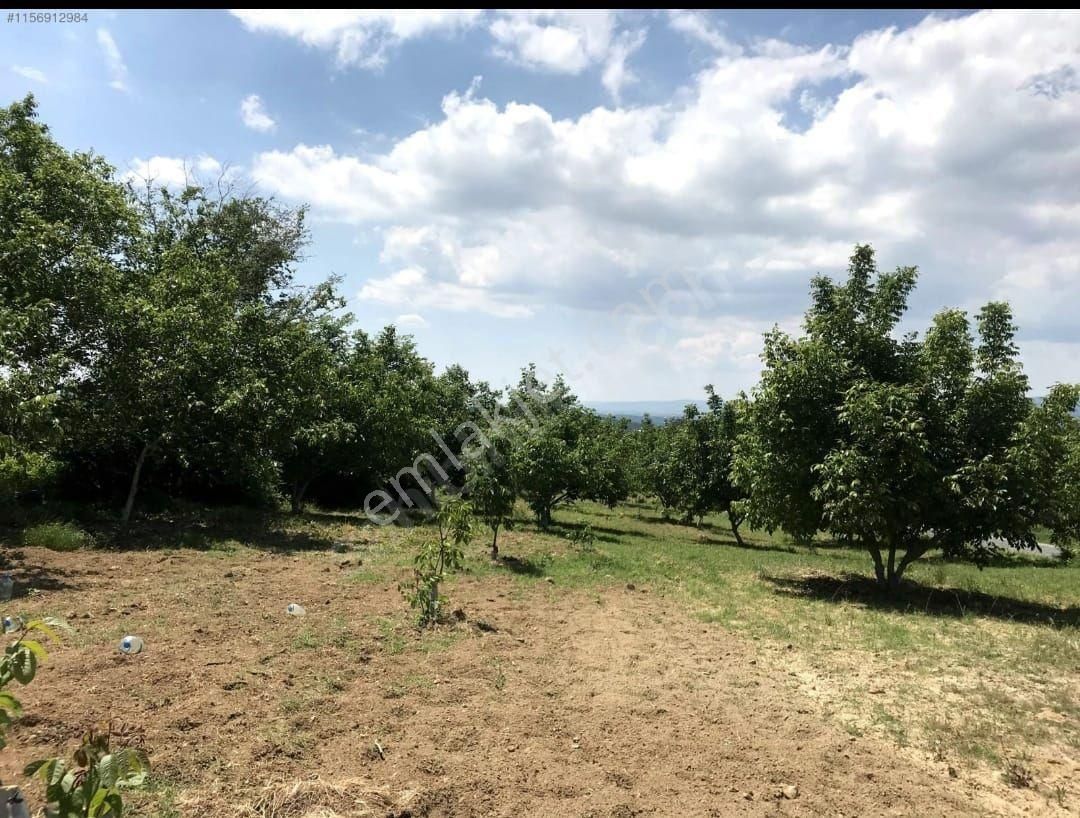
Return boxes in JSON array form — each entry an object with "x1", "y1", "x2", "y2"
[
  {"x1": 742, "y1": 791, "x2": 753, "y2": 801},
  {"x1": 781, "y1": 784, "x2": 799, "y2": 800},
  {"x1": 626, "y1": 583, "x2": 636, "y2": 591},
  {"x1": 544, "y1": 576, "x2": 555, "y2": 584},
  {"x1": 948, "y1": 766, "x2": 958, "y2": 778}
]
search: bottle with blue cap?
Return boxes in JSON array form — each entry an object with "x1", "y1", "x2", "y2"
[
  {"x1": 119, "y1": 635, "x2": 144, "y2": 654},
  {"x1": 286, "y1": 603, "x2": 306, "y2": 616},
  {"x1": 2, "y1": 614, "x2": 24, "y2": 634}
]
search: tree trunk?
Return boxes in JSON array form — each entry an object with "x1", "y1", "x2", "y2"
[
  {"x1": 868, "y1": 545, "x2": 886, "y2": 587},
  {"x1": 538, "y1": 505, "x2": 552, "y2": 529},
  {"x1": 121, "y1": 442, "x2": 151, "y2": 528},
  {"x1": 729, "y1": 513, "x2": 745, "y2": 547},
  {"x1": 290, "y1": 477, "x2": 312, "y2": 514},
  {"x1": 491, "y1": 523, "x2": 500, "y2": 560}
]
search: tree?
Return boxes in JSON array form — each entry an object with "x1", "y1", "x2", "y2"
[
  {"x1": 463, "y1": 430, "x2": 516, "y2": 559},
  {"x1": 644, "y1": 388, "x2": 747, "y2": 542},
  {"x1": 736, "y1": 244, "x2": 1079, "y2": 591},
  {"x1": 401, "y1": 496, "x2": 474, "y2": 626},
  {"x1": 65, "y1": 183, "x2": 313, "y2": 524},
  {"x1": 505, "y1": 367, "x2": 629, "y2": 529},
  {"x1": 0, "y1": 96, "x2": 134, "y2": 504}
]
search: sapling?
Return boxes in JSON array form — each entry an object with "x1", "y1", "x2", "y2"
[{"x1": 401, "y1": 496, "x2": 475, "y2": 626}]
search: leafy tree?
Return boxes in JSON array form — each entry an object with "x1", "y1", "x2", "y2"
[
  {"x1": 0, "y1": 96, "x2": 134, "y2": 504},
  {"x1": 505, "y1": 367, "x2": 628, "y2": 528},
  {"x1": 248, "y1": 280, "x2": 354, "y2": 512},
  {"x1": 643, "y1": 388, "x2": 747, "y2": 542},
  {"x1": 463, "y1": 430, "x2": 516, "y2": 559},
  {"x1": 62, "y1": 183, "x2": 318, "y2": 522},
  {"x1": 736, "y1": 244, "x2": 1079, "y2": 590}
]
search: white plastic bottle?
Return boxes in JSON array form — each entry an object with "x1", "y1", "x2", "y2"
[
  {"x1": 0, "y1": 574, "x2": 13, "y2": 602},
  {"x1": 119, "y1": 635, "x2": 144, "y2": 654},
  {"x1": 286, "y1": 603, "x2": 306, "y2": 616},
  {"x1": 2, "y1": 615, "x2": 24, "y2": 634}
]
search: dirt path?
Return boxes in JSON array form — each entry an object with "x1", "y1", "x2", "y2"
[{"x1": 0, "y1": 546, "x2": 1005, "y2": 816}]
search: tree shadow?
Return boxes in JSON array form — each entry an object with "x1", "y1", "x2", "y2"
[
  {"x1": 762, "y1": 571, "x2": 1079, "y2": 628},
  {"x1": 106, "y1": 513, "x2": 338, "y2": 554},
  {"x1": 694, "y1": 533, "x2": 799, "y2": 555},
  {"x1": 496, "y1": 554, "x2": 550, "y2": 577},
  {"x1": 297, "y1": 509, "x2": 370, "y2": 528},
  {"x1": 546, "y1": 520, "x2": 621, "y2": 544},
  {"x1": 5, "y1": 566, "x2": 81, "y2": 596}
]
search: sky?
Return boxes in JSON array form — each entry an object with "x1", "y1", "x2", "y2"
[{"x1": 3, "y1": 9, "x2": 1079, "y2": 401}]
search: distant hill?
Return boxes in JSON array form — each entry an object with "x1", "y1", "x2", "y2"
[
  {"x1": 585, "y1": 399, "x2": 708, "y2": 424},
  {"x1": 588, "y1": 396, "x2": 1079, "y2": 425}
]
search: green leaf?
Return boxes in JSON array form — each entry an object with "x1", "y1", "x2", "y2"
[{"x1": 10, "y1": 644, "x2": 37, "y2": 684}]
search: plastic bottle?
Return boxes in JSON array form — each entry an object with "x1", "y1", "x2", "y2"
[
  {"x1": 2, "y1": 615, "x2": 24, "y2": 634},
  {"x1": 0, "y1": 574, "x2": 13, "y2": 602},
  {"x1": 286, "y1": 603, "x2": 306, "y2": 616},
  {"x1": 119, "y1": 635, "x2": 144, "y2": 654}
]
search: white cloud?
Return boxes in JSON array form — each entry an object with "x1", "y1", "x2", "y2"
[
  {"x1": 488, "y1": 11, "x2": 646, "y2": 100},
  {"x1": 602, "y1": 28, "x2": 646, "y2": 102},
  {"x1": 358, "y1": 265, "x2": 531, "y2": 319},
  {"x1": 123, "y1": 155, "x2": 226, "y2": 188},
  {"x1": 11, "y1": 65, "x2": 47, "y2": 84},
  {"x1": 230, "y1": 10, "x2": 480, "y2": 70},
  {"x1": 250, "y1": 11, "x2": 1080, "y2": 387},
  {"x1": 667, "y1": 10, "x2": 743, "y2": 56},
  {"x1": 240, "y1": 94, "x2": 276, "y2": 132},
  {"x1": 394, "y1": 313, "x2": 428, "y2": 328},
  {"x1": 96, "y1": 28, "x2": 129, "y2": 92}
]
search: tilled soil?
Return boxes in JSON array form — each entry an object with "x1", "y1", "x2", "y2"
[{"x1": 0, "y1": 545, "x2": 1022, "y2": 816}]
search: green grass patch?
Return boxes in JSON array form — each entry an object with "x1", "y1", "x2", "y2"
[{"x1": 21, "y1": 520, "x2": 93, "y2": 551}]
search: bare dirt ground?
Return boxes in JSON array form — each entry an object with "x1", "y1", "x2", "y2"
[{"x1": 0, "y1": 544, "x2": 1048, "y2": 817}]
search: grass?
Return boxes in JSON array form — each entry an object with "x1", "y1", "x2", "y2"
[
  {"x1": 445, "y1": 499, "x2": 1079, "y2": 778},
  {"x1": 21, "y1": 520, "x2": 92, "y2": 551},
  {"x1": 8, "y1": 497, "x2": 1077, "y2": 794}
]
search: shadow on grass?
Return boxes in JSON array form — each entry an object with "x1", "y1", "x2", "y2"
[
  {"x1": 297, "y1": 510, "x2": 370, "y2": 528},
  {"x1": 545, "y1": 520, "x2": 622, "y2": 544},
  {"x1": 694, "y1": 533, "x2": 799, "y2": 555},
  {"x1": 763, "y1": 571, "x2": 1079, "y2": 628},
  {"x1": 103, "y1": 512, "x2": 338, "y2": 554},
  {"x1": 496, "y1": 554, "x2": 551, "y2": 577}
]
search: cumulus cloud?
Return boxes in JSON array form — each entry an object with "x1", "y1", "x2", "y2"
[
  {"x1": 667, "y1": 10, "x2": 743, "y2": 56},
  {"x1": 249, "y1": 11, "x2": 1080, "y2": 386},
  {"x1": 11, "y1": 65, "x2": 47, "y2": 84},
  {"x1": 240, "y1": 94, "x2": 276, "y2": 132},
  {"x1": 123, "y1": 155, "x2": 227, "y2": 188},
  {"x1": 230, "y1": 10, "x2": 480, "y2": 70},
  {"x1": 96, "y1": 28, "x2": 129, "y2": 92},
  {"x1": 231, "y1": 10, "x2": 645, "y2": 98},
  {"x1": 488, "y1": 11, "x2": 647, "y2": 100}
]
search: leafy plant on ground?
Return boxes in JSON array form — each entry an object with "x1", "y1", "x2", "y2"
[
  {"x1": 401, "y1": 496, "x2": 474, "y2": 626},
  {"x1": 26, "y1": 724, "x2": 150, "y2": 818},
  {"x1": 567, "y1": 524, "x2": 596, "y2": 553},
  {"x1": 0, "y1": 617, "x2": 67, "y2": 748}
]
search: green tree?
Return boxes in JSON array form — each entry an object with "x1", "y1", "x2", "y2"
[
  {"x1": 505, "y1": 367, "x2": 629, "y2": 528},
  {"x1": 0, "y1": 96, "x2": 134, "y2": 503},
  {"x1": 463, "y1": 430, "x2": 516, "y2": 559},
  {"x1": 736, "y1": 244, "x2": 1078, "y2": 590}
]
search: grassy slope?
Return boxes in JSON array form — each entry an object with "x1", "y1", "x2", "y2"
[
  {"x1": 7, "y1": 497, "x2": 1078, "y2": 799},
  {"x1": 347, "y1": 498, "x2": 1078, "y2": 782}
]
